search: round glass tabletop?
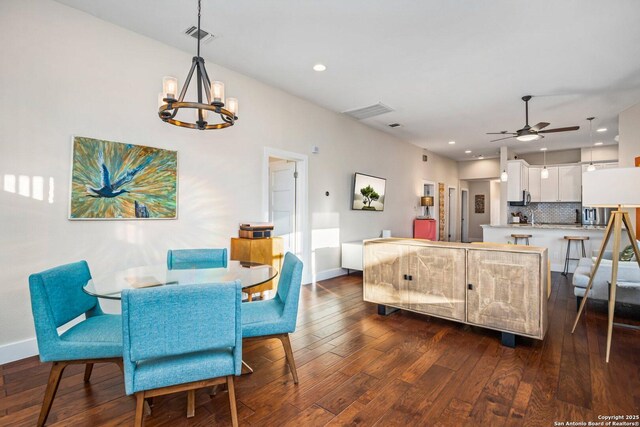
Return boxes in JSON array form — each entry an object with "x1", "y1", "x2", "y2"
[{"x1": 83, "y1": 261, "x2": 278, "y2": 300}]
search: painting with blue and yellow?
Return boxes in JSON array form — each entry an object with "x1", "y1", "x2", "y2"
[{"x1": 70, "y1": 136, "x2": 177, "y2": 219}]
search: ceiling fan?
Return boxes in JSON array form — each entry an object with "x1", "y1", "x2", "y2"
[{"x1": 488, "y1": 95, "x2": 580, "y2": 142}]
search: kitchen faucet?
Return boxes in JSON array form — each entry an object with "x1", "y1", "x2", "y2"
[{"x1": 530, "y1": 209, "x2": 535, "y2": 225}]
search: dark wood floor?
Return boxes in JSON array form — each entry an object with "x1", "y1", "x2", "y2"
[{"x1": 2, "y1": 273, "x2": 640, "y2": 426}]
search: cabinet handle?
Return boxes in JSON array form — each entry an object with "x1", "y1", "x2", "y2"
[
  {"x1": 403, "y1": 274, "x2": 408, "y2": 280},
  {"x1": 468, "y1": 283, "x2": 473, "y2": 290}
]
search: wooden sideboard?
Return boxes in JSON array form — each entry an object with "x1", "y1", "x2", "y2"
[
  {"x1": 230, "y1": 237, "x2": 284, "y2": 301},
  {"x1": 363, "y1": 238, "x2": 548, "y2": 346}
]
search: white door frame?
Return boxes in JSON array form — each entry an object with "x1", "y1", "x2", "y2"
[
  {"x1": 460, "y1": 188, "x2": 469, "y2": 243},
  {"x1": 447, "y1": 186, "x2": 457, "y2": 242},
  {"x1": 263, "y1": 147, "x2": 310, "y2": 284}
]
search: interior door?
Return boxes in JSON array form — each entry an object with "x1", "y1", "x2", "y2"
[
  {"x1": 269, "y1": 160, "x2": 297, "y2": 254},
  {"x1": 448, "y1": 187, "x2": 457, "y2": 242},
  {"x1": 460, "y1": 190, "x2": 469, "y2": 243}
]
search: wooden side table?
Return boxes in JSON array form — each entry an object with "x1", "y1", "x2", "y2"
[{"x1": 230, "y1": 237, "x2": 284, "y2": 301}]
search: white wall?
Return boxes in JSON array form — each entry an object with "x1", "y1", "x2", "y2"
[
  {"x1": 517, "y1": 148, "x2": 581, "y2": 165},
  {"x1": 467, "y1": 181, "x2": 491, "y2": 241},
  {"x1": 0, "y1": 0, "x2": 457, "y2": 360},
  {"x1": 457, "y1": 158, "x2": 500, "y2": 181},
  {"x1": 580, "y1": 145, "x2": 619, "y2": 163}
]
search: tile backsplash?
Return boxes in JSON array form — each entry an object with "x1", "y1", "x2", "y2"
[{"x1": 508, "y1": 202, "x2": 582, "y2": 224}]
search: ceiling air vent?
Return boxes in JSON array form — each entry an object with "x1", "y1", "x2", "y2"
[
  {"x1": 343, "y1": 102, "x2": 394, "y2": 120},
  {"x1": 184, "y1": 26, "x2": 215, "y2": 43},
  {"x1": 388, "y1": 123, "x2": 402, "y2": 128}
]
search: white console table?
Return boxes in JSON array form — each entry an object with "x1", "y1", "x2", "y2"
[{"x1": 341, "y1": 240, "x2": 364, "y2": 273}]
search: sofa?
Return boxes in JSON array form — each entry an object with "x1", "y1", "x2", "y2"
[{"x1": 572, "y1": 249, "x2": 640, "y2": 310}]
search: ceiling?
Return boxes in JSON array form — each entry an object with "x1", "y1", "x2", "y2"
[{"x1": 56, "y1": 0, "x2": 640, "y2": 160}]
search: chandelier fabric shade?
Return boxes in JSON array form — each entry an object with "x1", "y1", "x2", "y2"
[{"x1": 158, "y1": 0, "x2": 238, "y2": 130}]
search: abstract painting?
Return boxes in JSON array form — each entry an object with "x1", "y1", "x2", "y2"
[
  {"x1": 69, "y1": 136, "x2": 177, "y2": 219},
  {"x1": 352, "y1": 173, "x2": 386, "y2": 211},
  {"x1": 475, "y1": 194, "x2": 485, "y2": 214}
]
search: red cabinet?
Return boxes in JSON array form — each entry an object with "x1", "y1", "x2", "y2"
[{"x1": 414, "y1": 219, "x2": 436, "y2": 240}]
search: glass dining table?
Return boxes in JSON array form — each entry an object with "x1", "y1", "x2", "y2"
[{"x1": 83, "y1": 260, "x2": 278, "y2": 300}]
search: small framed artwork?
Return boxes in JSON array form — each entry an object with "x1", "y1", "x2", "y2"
[
  {"x1": 475, "y1": 194, "x2": 485, "y2": 214},
  {"x1": 352, "y1": 172, "x2": 386, "y2": 211},
  {"x1": 69, "y1": 136, "x2": 178, "y2": 220}
]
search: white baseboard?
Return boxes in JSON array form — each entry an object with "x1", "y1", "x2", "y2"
[{"x1": 0, "y1": 337, "x2": 38, "y2": 365}]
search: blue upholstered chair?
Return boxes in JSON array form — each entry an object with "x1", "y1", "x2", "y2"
[
  {"x1": 166, "y1": 248, "x2": 228, "y2": 270},
  {"x1": 28, "y1": 261, "x2": 123, "y2": 427},
  {"x1": 121, "y1": 281, "x2": 243, "y2": 427},
  {"x1": 242, "y1": 252, "x2": 303, "y2": 383}
]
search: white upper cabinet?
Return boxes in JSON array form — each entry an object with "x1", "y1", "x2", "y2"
[
  {"x1": 540, "y1": 166, "x2": 559, "y2": 202},
  {"x1": 558, "y1": 165, "x2": 582, "y2": 202},
  {"x1": 528, "y1": 167, "x2": 541, "y2": 202},
  {"x1": 507, "y1": 160, "x2": 529, "y2": 201}
]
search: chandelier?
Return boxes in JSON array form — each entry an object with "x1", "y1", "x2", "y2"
[{"x1": 158, "y1": 0, "x2": 238, "y2": 130}]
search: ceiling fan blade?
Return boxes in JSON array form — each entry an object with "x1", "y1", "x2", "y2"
[
  {"x1": 530, "y1": 122, "x2": 550, "y2": 132},
  {"x1": 490, "y1": 136, "x2": 516, "y2": 142},
  {"x1": 539, "y1": 126, "x2": 580, "y2": 134},
  {"x1": 486, "y1": 132, "x2": 516, "y2": 135}
]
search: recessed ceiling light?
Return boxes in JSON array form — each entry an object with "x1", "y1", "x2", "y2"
[
  {"x1": 313, "y1": 64, "x2": 327, "y2": 72},
  {"x1": 540, "y1": 147, "x2": 548, "y2": 151},
  {"x1": 465, "y1": 150, "x2": 472, "y2": 154},
  {"x1": 448, "y1": 141, "x2": 456, "y2": 145},
  {"x1": 596, "y1": 127, "x2": 607, "y2": 133},
  {"x1": 594, "y1": 142, "x2": 604, "y2": 146},
  {"x1": 478, "y1": 156, "x2": 484, "y2": 160}
]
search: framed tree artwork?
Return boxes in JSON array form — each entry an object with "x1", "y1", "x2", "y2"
[{"x1": 352, "y1": 173, "x2": 386, "y2": 211}]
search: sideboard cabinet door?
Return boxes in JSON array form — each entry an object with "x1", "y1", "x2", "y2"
[
  {"x1": 407, "y1": 246, "x2": 466, "y2": 321},
  {"x1": 467, "y1": 250, "x2": 541, "y2": 336},
  {"x1": 363, "y1": 243, "x2": 407, "y2": 308}
]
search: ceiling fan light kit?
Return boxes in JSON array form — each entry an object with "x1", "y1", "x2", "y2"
[
  {"x1": 158, "y1": 0, "x2": 238, "y2": 130},
  {"x1": 488, "y1": 95, "x2": 579, "y2": 143}
]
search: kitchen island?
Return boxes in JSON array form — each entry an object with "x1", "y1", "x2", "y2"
[{"x1": 481, "y1": 223, "x2": 606, "y2": 272}]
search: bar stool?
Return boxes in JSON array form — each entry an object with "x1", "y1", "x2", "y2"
[
  {"x1": 511, "y1": 234, "x2": 532, "y2": 245},
  {"x1": 562, "y1": 236, "x2": 589, "y2": 276}
]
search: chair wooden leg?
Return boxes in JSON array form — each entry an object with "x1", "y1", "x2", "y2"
[
  {"x1": 134, "y1": 392, "x2": 145, "y2": 427},
  {"x1": 37, "y1": 361, "x2": 67, "y2": 427},
  {"x1": 227, "y1": 376, "x2": 239, "y2": 427},
  {"x1": 83, "y1": 363, "x2": 94, "y2": 383},
  {"x1": 187, "y1": 389, "x2": 195, "y2": 418},
  {"x1": 279, "y1": 334, "x2": 299, "y2": 384}
]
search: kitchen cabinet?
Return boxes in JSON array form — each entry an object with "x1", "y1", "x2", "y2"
[
  {"x1": 558, "y1": 165, "x2": 582, "y2": 202},
  {"x1": 363, "y1": 238, "x2": 549, "y2": 343},
  {"x1": 507, "y1": 160, "x2": 529, "y2": 201},
  {"x1": 538, "y1": 164, "x2": 581, "y2": 202},
  {"x1": 528, "y1": 167, "x2": 541, "y2": 202},
  {"x1": 540, "y1": 166, "x2": 559, "y2": 202}
]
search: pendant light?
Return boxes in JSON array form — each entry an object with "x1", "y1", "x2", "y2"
[
  {"x1": 541, "y1": 149, "x2": 549, "y2": 179},
  {"x1": 500, "y1": 169, "x2": 508, "y2": 182},
  {"x1": 586, "y1": 117, "x2": 596, "y2": 172},
  {"x1": 158, "y1": 0, "x2": 238, "y2": 130}
]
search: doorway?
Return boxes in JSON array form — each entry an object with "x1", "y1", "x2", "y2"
[
  {"x1": 460, "y1": 188, "x2": 469, "y2": 243},
  {"x1": 263, "y1": 148, "x2": 309, "y2": 282},
  {"x1": 447, "y1": 186, "x2": 457, "y2": 242}
]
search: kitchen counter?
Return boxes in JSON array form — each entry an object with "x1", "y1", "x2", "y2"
[
  {"x1": 481, "y1": 223, "x2": 606, "y2": 231},
  {"x1": 482, "y1": 224, "x2": 607, "y2": 272}
]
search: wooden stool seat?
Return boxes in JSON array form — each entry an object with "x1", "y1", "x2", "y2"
[
  {"x1": 511, "y1": 234, "x2": 532, "y2": 245},
  {"x1": 562, "y1": 236, "x2": 588, "y2": 276}
]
